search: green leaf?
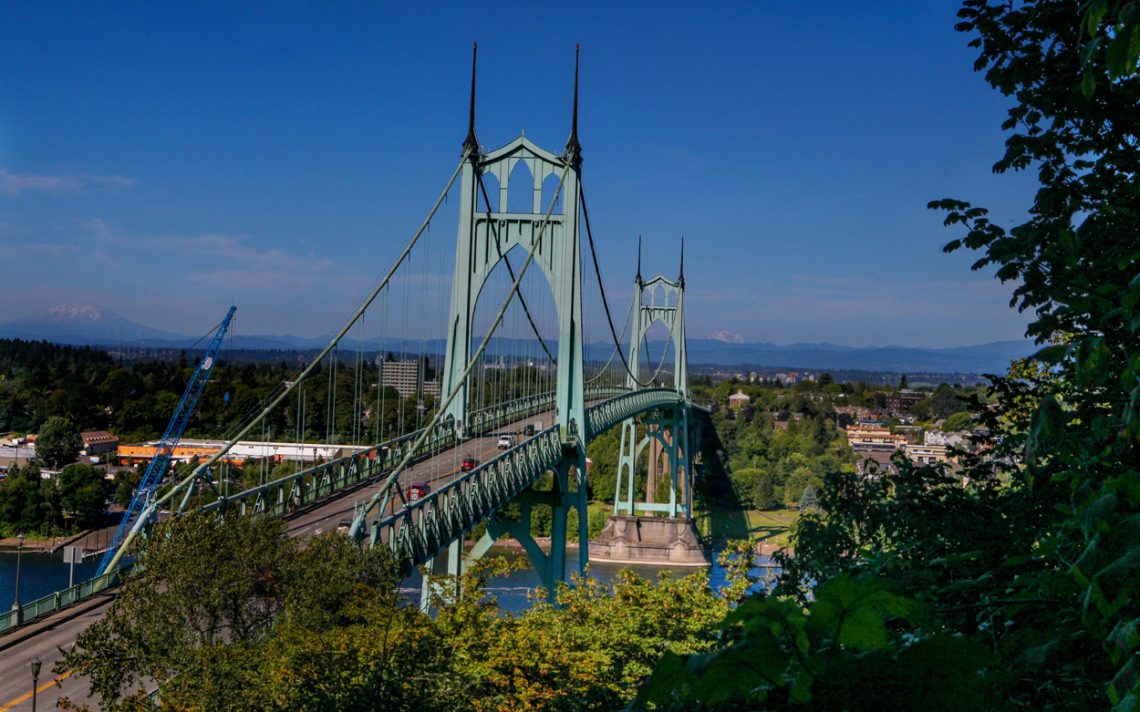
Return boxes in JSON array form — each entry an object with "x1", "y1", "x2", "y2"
[
  {"x1": 1082, "y1": 71, "x2": 1096, "y2": 98},
  {"x1": 806, "y1": 576, "x2": 923, "y2": 651},
  {"x1": 724, "y1": 597, "x2": 809, "y2": 654},
  {"x1": 1108, "y1": 618, "x2": 1140, "y2": 664},
  {"x1": 1107, "y1": 32, "x2": 1132, "y2": 78},
  {"x1": 1084, "y1": 0, "x2": 1108, "y2": 37},
  {"x1": 1032, "y1": 344, "x2": 1069, "y2": 365},
  {"x1": 1025, "y1": 394, "x2": 1063, "y2": 464},
  {"x1": 1108, "y1": 654, "x2": 1140, "y2": 708}
]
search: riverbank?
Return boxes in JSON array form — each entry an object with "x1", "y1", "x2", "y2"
[
  {"x1": 0, "y1": 515, "x2": 123, "y2": 554},
  {"x1": 477, "y1": 529, "x2": 791, "y2": 562},
  {"x1": 0, "y1": 532, "x2": 77, "y2": 552}
]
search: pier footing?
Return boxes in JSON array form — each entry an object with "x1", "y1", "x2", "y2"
[{"x1": 590, "y1": 515, "x2": 709, "y2": 567}]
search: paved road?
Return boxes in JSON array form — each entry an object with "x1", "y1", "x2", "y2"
[{"x1": 0, "y1": 412, "x2": 550, "y2": 710}]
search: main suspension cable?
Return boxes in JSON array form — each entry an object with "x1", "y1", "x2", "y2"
[
  {"x1": 580, "y1": 185, "x2": 659, "y2": 388},
  {"x1": 585, "y1": 297, "x2": 633, "y2": 384}
]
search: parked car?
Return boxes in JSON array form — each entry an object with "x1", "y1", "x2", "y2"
[
  {"x1": 406, "y1": 482, "x2": 430, "y2": 501},
  {"x1": 497, "y1": 435, "x2": 514, "y2": 450},
  {"x1": 460, "y1": 457, "x2": 479, "y2": 472}
]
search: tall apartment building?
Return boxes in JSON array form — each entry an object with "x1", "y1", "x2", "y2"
[{"x1": 377, "y1": 357, "x2": 440, "y2": 400}]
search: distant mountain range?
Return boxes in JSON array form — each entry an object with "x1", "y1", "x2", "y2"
[
  {"x1": 0, "y1": 304, "x2": 1036, "y2": 374},
  {"x1": 682, "y1": 338, "x2": 1035, "y2": 374}
]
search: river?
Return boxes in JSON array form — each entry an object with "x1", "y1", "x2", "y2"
[
  {"x1": 400, "y1": 548, "x2": 776, "y2": 612},
  {"x1": 0, "y1": 548, "x2": 102, "y2": 609},
  {"x1": 1, "y1": 547, "x2": 775, "y2": 616}
]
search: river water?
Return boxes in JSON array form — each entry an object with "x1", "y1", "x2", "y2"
[
  {"x1": 0, "y1": 548, "x2": 102, "y2": 609},
  {"x1": 1, "y1": 547, "x2": 775, "y2": 615},
  {"x1": 401, "y1": 548, "x2": 776, "y2": 613}
]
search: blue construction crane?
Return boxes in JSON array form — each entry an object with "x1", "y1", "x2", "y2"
[{"x1": 96, "y1": 306, "x2": 237, "y2": 576}]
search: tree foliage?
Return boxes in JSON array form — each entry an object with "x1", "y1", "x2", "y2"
[
  {"x1": 59, "y1": 514, "x2": 755, "y2": 711},
  {"x1": 0, "y1": 462, "x2": 111, "y2": 537},
  {"x1": 36, "y1": 415, "x2": 83, "y2": 468}
]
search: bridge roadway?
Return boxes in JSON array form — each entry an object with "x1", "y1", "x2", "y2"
[{"x1": 0, "y1": 409, "x2": 554, "y2": 711}]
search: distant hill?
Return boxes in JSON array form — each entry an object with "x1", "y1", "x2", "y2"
[
  {"x1": 682, "y1": 338, "x2": 1036, "y2": 374},
  {"x1": 0, "y1": 304, "x2": 186, "y2": 345},
  {"x1": 0, "y1": 304, "x2": 1035, "y2": 374}
]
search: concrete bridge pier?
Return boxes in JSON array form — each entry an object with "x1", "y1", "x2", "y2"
[{"x1": 595, "y1": 405, "x2": 707, "y2": 566}]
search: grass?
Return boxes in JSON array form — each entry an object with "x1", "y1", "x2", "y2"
[
  {"x1": 579, "y1": 501, "x2": 801, "y2": 550},
  {"x1": 695, "y1": 506, "x2": 801, "y2": 550}
]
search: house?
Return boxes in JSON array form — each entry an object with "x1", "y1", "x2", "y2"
[
  {"x1": 904, "y1": 443, "x2": 954, "y2": 466},
  {"x1": 728, "y1": 390, "x2": 751, "y2": 410},
  {"x1": 856, "y1": 450, "x2": 896, "y2": 477},
  {"x1": 844, "y1": 423, "x2": 908, "y2": 449},
  {"x1": 886, "y1": 390, "x2": 925, "y2": 413},
  {"x1": 80, "y1": 431, "x2": 119, "y2": 457},
  {"x1": 924, "y1": 430, "x2": 966, "y2": 448}
]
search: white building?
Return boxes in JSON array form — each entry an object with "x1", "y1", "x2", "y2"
[{"x1": 378, "y1": 358, "x2": 439, "y2": 400}]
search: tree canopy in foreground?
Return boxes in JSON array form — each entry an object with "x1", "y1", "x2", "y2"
[{"x1": 58, "y1": 512, "x2": 756, "y2": 711}]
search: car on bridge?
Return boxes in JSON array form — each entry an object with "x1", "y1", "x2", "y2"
[
  {"x1": 406, "y1": 482, "x2": 430, "y2": 501},
  {"x1": 497, "y1": 435, "x2": 514, "y2": 449},
  {"x1": 460, "y1": 457, "x2": 479, "y2": 472}
]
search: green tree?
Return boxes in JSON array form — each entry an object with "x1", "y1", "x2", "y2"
[
  {"x1": 928, "y1": 383, "x2": 962, "y2": 419},
  {"x1": 112, "y1": 467, "x2": 142, "y2": 509},
  {"x1": 752, "y1": 471, "x2": 780, "y2": 510},
  {"x1": 60, "y1": 511, "x2": 757, "y2": 710},
  {"x1": 36, "y1": 415, "x2": 82, "y2": 468},
  {"x1": 57, "y1": 463, "x2": 108, "y2": 529},
  {"x1": 0, "y1": 464, "x2": 54, "y2": 536},
  {"x1": 941, "y1": 410, "x2": 973, "y2": 431},
  {"x1": 729, "y1": 467, "x2": 764, "y2": 508}
]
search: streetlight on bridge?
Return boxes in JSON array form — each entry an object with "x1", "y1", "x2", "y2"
[
  {"x1": 11, "y1": 530, "x2": 25, "y2": 624},
  {"x1": 30, "y1": 657, "x2": 42, "y2": 712}
]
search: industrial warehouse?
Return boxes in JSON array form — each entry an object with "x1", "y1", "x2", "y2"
[{"x1": 117, "y1": 439, "x2": 370, "y2": 467}]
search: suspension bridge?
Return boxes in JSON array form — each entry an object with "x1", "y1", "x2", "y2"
[{"x1": 0, "y1": 46, "x2": 708, "y2": 707}]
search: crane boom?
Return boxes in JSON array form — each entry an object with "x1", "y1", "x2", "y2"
[{"x1": 96, "y1": 306, "x2": 237, "y2": 576}]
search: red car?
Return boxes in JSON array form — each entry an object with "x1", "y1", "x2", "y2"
[
  {"x1": 406, "y1": 483, "x2": 430, "y2": 501},
  {"x1": 461, "y1": 457, "x2": 479, "y2": 472}
]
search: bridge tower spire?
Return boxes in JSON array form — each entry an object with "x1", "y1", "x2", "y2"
[{"x1": 463, "y1": 42, "x2": 479, "y2": 154}]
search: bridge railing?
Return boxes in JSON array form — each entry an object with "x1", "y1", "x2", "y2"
[
  {"x1": 374, "y1": 425, "x2": 566, "y2": 574},
  {"x1": 199, "y1": 386, "x2": 625, "y2": 519},
  {"x1": 586, "y1": 387, "x2": 684, "y2": 438},
  {"x1": 0, "y1": 563, "x2": 132, "y2": 635}
]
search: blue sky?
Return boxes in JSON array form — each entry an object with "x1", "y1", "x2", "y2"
[{"x1": 0, "y1": 2, "x2": 1037, "y2": 348}]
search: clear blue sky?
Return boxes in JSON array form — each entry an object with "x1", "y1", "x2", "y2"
[{"x1": 0, "y1": 1, "x2": 1037, "y2": 348}]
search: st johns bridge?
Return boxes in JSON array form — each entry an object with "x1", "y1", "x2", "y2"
[{"x1": 0, "y1": 48, "x2": 710, "y2": 709}]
